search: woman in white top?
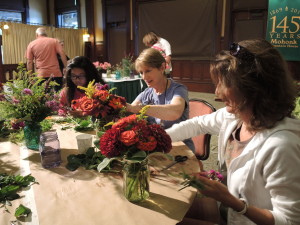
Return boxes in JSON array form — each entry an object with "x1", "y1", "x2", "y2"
[
  {"x1": 143, "y1": 32, "x2": 172, "y2": 74},
  {"x1": 167, "y1": 39, "x2": 300, "y2": 225}
]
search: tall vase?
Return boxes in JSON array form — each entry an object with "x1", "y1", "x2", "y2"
[
  {"x1": 24, "y1": 122, "x2": 42, "y2": 150},
  {"x1": 123, "y1": 159, "x2": 150, "y2": 202}
]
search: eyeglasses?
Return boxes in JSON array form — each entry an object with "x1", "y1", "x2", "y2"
[
  {"x1": 70, "y1": 75, "x2": 86, "y2": 81},
  {"x1": 229, "y1": 43, "x2": 255, "y2": 63}
]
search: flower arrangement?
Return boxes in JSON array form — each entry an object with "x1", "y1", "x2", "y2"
[
  {"x1": 97, "y1": 107, "x2": 172, "y2": 202},
  {"x1": 93, "y1": 61, "x2": 112, "y2": 74},
  {"x1": 0, "y1": 63, "x2": 60, "y2": 123},
  {"x1": 114, "y1": 55, "x2": 134, "y2": 78},
  {"x1": 70, "y1": 80, "x2": 127, "y2": 124}
]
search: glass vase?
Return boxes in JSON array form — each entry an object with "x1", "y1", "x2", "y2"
[
  {"x1": 123, "y1": 159, "x2": 150, "y2": 202},
  {"x1": 24, "y1": 122, "x2": 42, "y2": 150}
]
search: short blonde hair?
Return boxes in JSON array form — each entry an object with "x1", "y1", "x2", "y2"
[{"x1": 135, "y1": 48, "x2": 166, "y2": 71}]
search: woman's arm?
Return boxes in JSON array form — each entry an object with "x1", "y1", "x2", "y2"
[{"x1": 127, "y1": 96, "x2": 185, "y2": 120}]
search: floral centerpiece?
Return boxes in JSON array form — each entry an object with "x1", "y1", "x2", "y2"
[
  {"x1": 114, "y1": 55, "x2": 134, "y2": 78},
  {"x1": 93, "y1": 61, "x2": 112, "y2": 76},
  {"x1": 0, "y1": 63, "x2": 60, "y2": 149},
  {"x1": 97, "y1": 107, "x2": 172, "y2": 202},
  {"x1": 70, "y1": 80, "x2": 127, "y2": 132}
]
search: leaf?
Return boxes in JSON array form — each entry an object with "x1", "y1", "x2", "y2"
[
  {"x1": 15, "y1": 204, "x2": 31, "y2": 218},
  {"x1": 97, "y1": 158, "x2": 114, "y2": 172}
]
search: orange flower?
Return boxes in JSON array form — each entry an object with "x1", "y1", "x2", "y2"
[
  {"x1": 120, "y1": 130, "x2": 139, "y2": 146},
  {"x1": 94, "y1": 90, "x2": 109, "y2": 101},
  {"x1": 137, "y1": 136, "x2": 157, "y2": 151},
  {"x1": 109, "y1": 97, "x2": 124, "y2": 110},
  {"x1": 79, "y1": 97, "x2": 99, "y2": 114}
]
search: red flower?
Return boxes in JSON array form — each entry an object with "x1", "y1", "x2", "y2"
[
  {"x1": 100, "y1": 129, "x2": 126, "y2": 157},
  {"x1": 120, "y1": 130, "x2": 139, "y2": 146},
  {"x1": 148, "y1": 124, "x2": 172, "y2": 153},
  {"x1": 137, "y1": 136, "x2": 157, "y2": 151}
]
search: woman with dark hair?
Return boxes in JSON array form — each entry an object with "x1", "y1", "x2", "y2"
[
  {"x1": 167, "y1": 39, "x2": 300, "y2": 225},
  {"x1": 59, "y1": 56, "x2": 106, "y2": 116}
]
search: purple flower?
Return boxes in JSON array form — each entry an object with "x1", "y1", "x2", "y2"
[
  {"x1": 95, "y1": 83, "x2": 109, "y2": 91},
  {"x1": 22, "y1": 88, "x2": 33, "y2": 95},
  {"x1": 46, "y1": 100, "x2": 60, "y2": 111}
]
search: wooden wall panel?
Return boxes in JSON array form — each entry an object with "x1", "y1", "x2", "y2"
[{"x1": 172, "y1": 60, "x2": 215, "y2": 93}]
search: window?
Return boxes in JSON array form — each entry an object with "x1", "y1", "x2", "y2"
[
  {"x1": 55, "y1": 0, "x2": 80, "y2": 28},
  {"x1": 0, "y1": 11, "x2": 22, "y2": 22},
  {"x1": 57, "y1": 11, "x2": 78, "y2": 28}
]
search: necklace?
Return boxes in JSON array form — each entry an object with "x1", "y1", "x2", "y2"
[{"x1": 164, "y1": 79, "x2": 169, "y2": 102}]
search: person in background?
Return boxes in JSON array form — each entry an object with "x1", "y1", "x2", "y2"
[
  {"x1": 57, "y1": 39, "x2": 70, "y2": 81},
  {"x1": 26, "y1": 27, "x2": 67, "y2": 91},
  {"x1": 59, "y1": 56, "x2": 106, "y2": 117},
  {"x1": 143, "y1": 31, "x2": 172, "y2": 76},
  {"x1": 126, "y1": 48, "x2": 194, "y2": 151},
  {"x1": 166, "y1": 39, "x2": 300, "y2": 225}
]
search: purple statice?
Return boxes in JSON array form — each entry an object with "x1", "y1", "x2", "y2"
[
  {"x1": 95, "y1": 83, "x2": 109, "y2": 91},
  {"x1": 46, "y1": 100, "x2": 60, "y2": 111},
  {"x1": 22, "y1": 88, "x2": 33, "y2": 95}
]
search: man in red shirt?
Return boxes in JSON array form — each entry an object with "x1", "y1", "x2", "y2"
[{"x1": 26, "y1": 27, "x2": 67, "y2": 90}]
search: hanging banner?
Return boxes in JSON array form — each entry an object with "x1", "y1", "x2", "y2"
[{"x1": 266, "y1": 0, "x2": 300, "y2": 61}]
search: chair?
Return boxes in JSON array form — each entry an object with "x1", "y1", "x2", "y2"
[{"x1": 189, "y1": 98, "x2": 216, "y2": 161}]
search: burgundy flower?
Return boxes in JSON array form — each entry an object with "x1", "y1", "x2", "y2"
[
  {"x1": 148, "y1": 124, "x2": 172, "y2": 153},
  {"x1": 100, "y1": 129, "x2": 126, "y2": 157}
]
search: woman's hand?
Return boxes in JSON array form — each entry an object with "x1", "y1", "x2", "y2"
[
  {"x1": 194, "y1": 174, "x2": 232, "y2": 204},
  {"x1": 126, "y1": 103, "x2": 142, "y2": 114}
]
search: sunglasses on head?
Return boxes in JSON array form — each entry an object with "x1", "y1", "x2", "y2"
[{"x1": 229, "y1": 43, "x2": 255, "y2": 63}]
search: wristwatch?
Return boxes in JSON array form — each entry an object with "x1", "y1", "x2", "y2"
[{"x1": 236, "y1": 198, "x2": 248, "y2": 215}]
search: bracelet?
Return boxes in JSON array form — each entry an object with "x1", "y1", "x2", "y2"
[{"x1": 236, "y1": 198, "x2": 248, "y2": 215}]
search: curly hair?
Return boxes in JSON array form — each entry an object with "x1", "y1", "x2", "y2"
[
  {"x1": 210, "y1": 39, "x2": 297, "y2": 131},
  {"x1": 64, "y1": 56, "x2": 106, "y2": 106}
]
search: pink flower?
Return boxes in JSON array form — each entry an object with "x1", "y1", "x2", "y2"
[{"x1": 22, "y1": 88, "x2": 33, "y2": 95}]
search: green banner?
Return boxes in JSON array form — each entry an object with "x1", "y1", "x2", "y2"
[{"x1": 266, "y1": 0, "x2": 300, "y2": 61}]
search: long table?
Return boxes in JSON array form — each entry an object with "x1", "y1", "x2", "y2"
[
  {"x1": 0, "y1": 127, "x2": 200, "y2": 225},
  {"x1": 104, "y1": 77, "x2": 147, "y2": 103}
]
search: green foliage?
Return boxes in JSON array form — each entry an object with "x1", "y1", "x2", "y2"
[
  {"x1": 179, "y1": 173, "x2": 205, "y2": 191},
  {"x1": 292, "y1": 96, "x2": 300, "y2": 119},
  {"x1": 66, "y1": 147, "x2": 116, "y2": 172},
  {"x1": 0, "y1": 173, "x2": 37, "y2": 218},
  {"x1": 114, "y1": 55, "x2": 134, "y2": 77},
  {"x1": 15, "y1": 204, "x2": 31, "y2": 218}
]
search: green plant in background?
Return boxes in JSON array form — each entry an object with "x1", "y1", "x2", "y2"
[
  {"x1": 114, "y1": 55, "x2": 134, "y2": 78},
  {"x1": 292, "y1": 81, "x2": 300, "y2": 120}
]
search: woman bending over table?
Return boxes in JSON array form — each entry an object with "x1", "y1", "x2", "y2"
[
  {"x1": 167, "y1": 39, "x2": 300, "y2": 225},
  {"x1": 126, "y1": 48, "x2": 194, "y2": 151},
  {"x1": 59, "y1": 56, "x2": 106, "y2": 116}
]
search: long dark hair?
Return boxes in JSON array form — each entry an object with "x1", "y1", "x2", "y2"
[
  {"x1": 210, "y1": 39, "x2": 297, "y2": 131},
  {"x1": 64, "y1": 56, "x2": 106, "y2": 106}
]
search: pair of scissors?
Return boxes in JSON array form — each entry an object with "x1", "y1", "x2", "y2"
[{"x1": 161, "y1": 155, "x2": 188, "y2": 171}]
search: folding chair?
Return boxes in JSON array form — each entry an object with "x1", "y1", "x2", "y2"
[{"x1": 188, "y1": 99, "x2": 216, "y2": 161}]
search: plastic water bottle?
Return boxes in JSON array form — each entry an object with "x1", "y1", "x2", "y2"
[{"x1": 39, "y1": 131, "x2": 61, "y2": 168}]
